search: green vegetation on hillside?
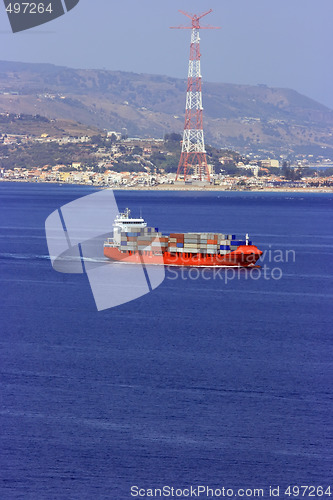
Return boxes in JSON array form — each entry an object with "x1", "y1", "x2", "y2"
[{"x1": 0, "y1": 141, "x2": 94, "y2": 169}]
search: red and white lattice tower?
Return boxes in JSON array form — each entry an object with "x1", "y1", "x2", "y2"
[{"x1": 171, "y1": 10, "x2": 220, "y2": 182}]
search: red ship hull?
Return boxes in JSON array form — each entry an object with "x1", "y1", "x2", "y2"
[{"x1": 104, "y1": 245, "x2": 262, "y2": 267}]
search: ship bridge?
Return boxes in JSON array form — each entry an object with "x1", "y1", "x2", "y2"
[{"x1": 112, "y1": 208, "x2": 147, "y2": 245}]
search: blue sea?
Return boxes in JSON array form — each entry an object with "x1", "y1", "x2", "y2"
[{"x1": 0, "y1": 183, "x2": 332, "y2": 500}]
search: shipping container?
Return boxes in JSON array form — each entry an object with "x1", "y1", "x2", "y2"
[
  {"x1": 151, "y1": 242, "x2": 165, "y2": 247},
  {"x1": 137, "y1": 235, "x2": 151, "y2": 241}
]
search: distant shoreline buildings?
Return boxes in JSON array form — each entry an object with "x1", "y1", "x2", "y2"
[{"x1": 0, "y1": 123, "x2": 332, "y2": 191}]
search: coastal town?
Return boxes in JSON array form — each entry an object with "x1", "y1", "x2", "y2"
[{"x1": 1, "y1": 114, "x2": 333, "y2": 191}]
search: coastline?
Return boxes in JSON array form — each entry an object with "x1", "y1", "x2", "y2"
[{"x1": 1, "y1": 178, "x2": 332, "y2": 193}]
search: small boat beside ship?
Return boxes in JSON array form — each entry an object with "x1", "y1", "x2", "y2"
[{"x1": 104, "y1": 209, "x2": 263, "y2": 267}]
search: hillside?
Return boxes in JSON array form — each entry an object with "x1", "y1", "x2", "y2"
[
  {"x1": 0, "y1": 113, "x2": 100, "y2": 138},
  {"x1": 1, "y1": 60, "x2": 333, "y2": 156}
]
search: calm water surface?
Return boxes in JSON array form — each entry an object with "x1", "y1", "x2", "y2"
[{"x1": 0, "y1": 183, "x2": 332, "y2": 499}]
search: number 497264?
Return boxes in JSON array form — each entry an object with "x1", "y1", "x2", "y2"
[
  {"x1": 284, "y1": 485, "x2": 332, "y2": 497},
  {"x1": 6, "y1": 3, "x2": 53, "y2": 14}
]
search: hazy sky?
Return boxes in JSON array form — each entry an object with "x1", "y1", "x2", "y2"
[{"x1": 1, "y1": 0, "x2": 332, "y2": 109}]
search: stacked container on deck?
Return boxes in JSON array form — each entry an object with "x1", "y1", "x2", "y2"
[
  {"x1": 119, "y1": 227, "x2": 168, "y2": 253},
  {"x1": 119, "y1": 229, "x2": 252, "y2": 255},
  {"x1": 168, "y1": 233, "x2": 251, "y2": 255}
]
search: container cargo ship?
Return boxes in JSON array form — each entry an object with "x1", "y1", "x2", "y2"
[{"x1": 104, "y1": 209, "x2": 263, "y2": 267}]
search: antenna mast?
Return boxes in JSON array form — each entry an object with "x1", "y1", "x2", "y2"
[{"x1": 171, "y1": 10, "x2": 220, "y2": 183}]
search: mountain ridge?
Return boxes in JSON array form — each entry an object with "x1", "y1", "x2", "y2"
[{"x1": 1, "y1": 60, "x2": 333, "y2": 157}]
